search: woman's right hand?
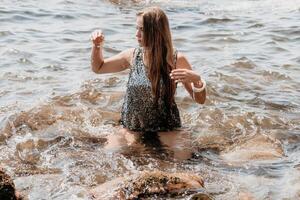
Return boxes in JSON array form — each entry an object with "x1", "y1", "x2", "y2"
[{"x1": 91, "y1": 30, "x2": 105, "y2": 47}]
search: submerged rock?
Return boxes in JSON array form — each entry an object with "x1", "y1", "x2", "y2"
[
  {"x1": 90, "y1": 171, "x2": 211, "y2": 200},
  {"x1": 190, "y1": 191, "x2": 214, "y2": 200},
  {"x1": 194, "y1": 133, "x2": 284, "y2": 165},
  {"x1": 220, "y1": 134, "x2": 284, "y2": 164}
]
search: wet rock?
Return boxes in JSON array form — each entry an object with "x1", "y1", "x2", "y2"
[
  {"x1": 90, "y1": 171, "x2": 206, "y2": 200},
  {"x1": 52, "y1": 95, "x2": 75, "y2": 107},
  {"x1": 0, "y1": 168, "x2": 21, "y2": 200},
  {"x1": 104, "y1": 77, "x2": 120, "y2": 87},
  {"x1": 14, "y1": 165, "x2": 61, "y2": 177},
  {"x1": 194, "y1": 133, "x2": 284, "y2": 166},
  {"x1": 190, "y1": 191, "x2": 214, "y2": 200},
  {"x1": 0, "y1": 132, "x2": 9, "y2": 144},
  {"x1": 220, "y1": 134, "x2": 284, "y2": 164},
  {"x1": 3, "y1": 105, "x2": 58, "y2": 136},
  {"x1": 193, "y1": 134, "x2": 233, "y2": 152},
  {"x1": 79, "y1": 89, "x2": 102, "y2": 104},
  {"x1": 94, "y1": 174, "x2": 107, "y2": 185},
  {"x1": 15, "y1": 136, "x2": 67, "y2": 165},
  {"x1": 0, "y1": 120, "x2": 16, "y2": 144},
  {"x1": 1, "y1": 89, "x2": 121, "y2": 144},
  {"x1": 74, "y1": 135, "x2": 107, "y2": 145},
  {"x1": 15, "y1": 139, "x2": 41, "y2": 165}
]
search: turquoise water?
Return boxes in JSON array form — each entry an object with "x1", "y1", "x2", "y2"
[{"x1": 1, "y1": 0, "x2": 300, "y2": 199}]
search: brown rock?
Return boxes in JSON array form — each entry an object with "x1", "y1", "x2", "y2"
[
  {"x1": 90, "y1": 171, "x2": 207, "y2": 200},
  {"x1": 0, "y1": 168, "x2": 21, "y2": 200},
  {"x1": 221, "y1": 134, "x2": 284, "y2": 164}
]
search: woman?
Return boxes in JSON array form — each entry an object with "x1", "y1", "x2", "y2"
[{"x1": 91, "y1": 7, "x2": 206, "y2": 134}]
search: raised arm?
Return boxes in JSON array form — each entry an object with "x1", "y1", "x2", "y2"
[
  {"x1": 170, "y1": 52, "x2": 206, "y2": 104},
  {"x1": 90, "y1": 30, "x2": 134, "y2": 74}
]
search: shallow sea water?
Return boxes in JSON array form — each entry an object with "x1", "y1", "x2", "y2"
[{"x1": 1, "y1": 0, "x2": 300, "y2": 199}]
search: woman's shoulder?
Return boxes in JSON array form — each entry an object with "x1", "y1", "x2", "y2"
[
  {"x1": 123, "y1": 47, "x2": 143, "y2": 57},
  {"x1": 174, "y1": 51, "x2": 191, "y2": 69},
  {"x1": 118, "y1": 48, "x2": 136, "y2": 63},
  {"x1": 120, "y1": 47, "x2": 141, "y2": 67},
  {"x1": 121, "y1": 48, "x2": 136, "y2": 56},
  {"x1": 175, "y1": 51, "x2": 186, "y2": 60}
]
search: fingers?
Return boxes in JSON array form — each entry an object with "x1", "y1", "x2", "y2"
[
  {"x1": 170, "y1": 71, "x2": 186, "y2": 76},
  {"x1": 91, "y1": 30, "x2": 102, "y2": 39},
  {"x1": 171, "y1": 68, "x2": 186, "y2": 72},
  {"x1": 170, "y1": 74, "x2": 186, "y2": 79},
  {"x1": 90, "y1": 30, "x2": 104, "y2": 42},
  {"x1": 170, "y1": 69, "x2": 188, "y2": 80},
  {"x1": 171, "y1": 69, "x2": 188, "y2": 73},
  {"x1": 170, "y1": 68, "x2": 200, "y2": 83},
  {"x1": 170, "y1": 73, "x2": 187, "y2": 83},
  {"x1": 170, "y1": 69, "x2": 190, "y2": 76}
]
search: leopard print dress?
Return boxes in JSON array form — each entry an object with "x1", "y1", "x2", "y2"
[{"x1": 120, "y1": 47, "x2": 181, "y2": 132}]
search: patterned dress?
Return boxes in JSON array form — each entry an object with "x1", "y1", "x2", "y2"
[{"x1": 120, "y1": 47, "x2": 181, "y2": 132}]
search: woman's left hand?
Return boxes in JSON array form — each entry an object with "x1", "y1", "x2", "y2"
[{"x1": 170, "y1": 69, "x2": 200, "y2": 83}]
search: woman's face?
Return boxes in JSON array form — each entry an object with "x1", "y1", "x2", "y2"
[{"x1": 136, "y1": 16, "x2": 144, "y2": 46}]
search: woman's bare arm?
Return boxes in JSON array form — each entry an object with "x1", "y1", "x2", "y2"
[
  {"x1": 91, "y1": 46, "x2": 134, "y2": 74},
  {"x1": 170, "y1": 52, "x2": 206, "y2": 104},
  {"x1": 90, "y1": 30, "x2": 134, "y2": 74}
]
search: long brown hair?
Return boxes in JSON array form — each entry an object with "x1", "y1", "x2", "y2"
[{"x1": 137, "y1": 7, "x2": 176, "y2": 106}]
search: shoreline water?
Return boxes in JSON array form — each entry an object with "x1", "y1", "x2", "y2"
[{"x1": 1, "y1": 0, "x2": 300, "y2": 199}]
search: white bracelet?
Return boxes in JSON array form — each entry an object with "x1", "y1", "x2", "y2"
[
  {"x1": 94, "y1": 44, "x2": 102, "y2": 49},
  {"x1": 192, "y1": 79, "x2": 206, "y2": 93}
]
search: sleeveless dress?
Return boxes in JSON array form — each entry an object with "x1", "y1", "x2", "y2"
[{"x1": 120, "y1": 47, "x2": 181, "y2": 132}]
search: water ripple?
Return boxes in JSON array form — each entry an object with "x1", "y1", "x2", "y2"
[
  {"x1": 201, "y1": 17, "x2": 234, "y2": 24},
  {"x1": 0, "y1": 31, "x2": 14, "y2": 37},
  {"x1": 231, "y1": 57, "x2": 257, "y2": 69}
]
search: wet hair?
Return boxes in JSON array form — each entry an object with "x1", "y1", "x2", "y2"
[
  {"x1": 137, "y1": 7, "x2": 176, "y2": 107},
  {"x1": 0, "y1": 169, "x2": 19, "y2": 200}
]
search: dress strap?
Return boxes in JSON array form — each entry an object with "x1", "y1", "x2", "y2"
[
  {"x1": 173, "y1": 49, "x2": 178, "y2": 69},
  {"x1": 131, "y1": 47, "x2": 142, "y2": 67},
  {"x1": 132, "y1": 48, "x2": 137, "y2": 59},
  {"x1": 131, "y1": 48, "x2": 137, "y2": 64}
]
